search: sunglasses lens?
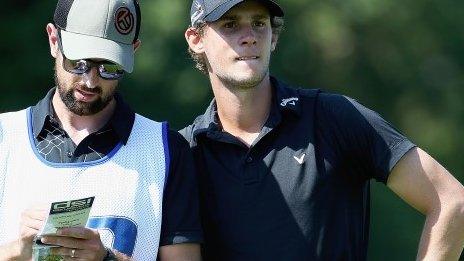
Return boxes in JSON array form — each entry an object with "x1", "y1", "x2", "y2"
[
  {"x1": 99, "y1": 64, "x2": 124, "y2": 80},
  {"x1": 63, "y1": 58, "x2": 88, "y2": 74},
  {"x1": 62, "y1": 55, "x2": 124, "y2": 80},
  {"x1": 101, "y1": 63, "x2": 122, "y2": 73}
]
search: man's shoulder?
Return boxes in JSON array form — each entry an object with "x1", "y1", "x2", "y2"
[
  {"x1": 0, "y1": 108, "x2": 27, "y2": 117},
  {"x1": 273, "y1": 77, "x2": 350, "y2": 109},
  {"x1": 317, "y1": 92, "x2": 356, "y2": 110},
  {"x1": 285, "y1": 83, "x2": 358, "y2": 117},
  {"x1": 315, "y1": 91, "x2": 381, "y2": 123},
  {"x1": 167, "y1": 128, "x2": 190, "y2": 149},
  {"x1": 0, "y1": 109, "x2": 28, "y2": 145},
  {"x1": 133, "y1": 113, "x2": 163, "y2": 125},
  {"x1": 275, "y1": 78, "x2": 371, "y2": 125},
  {"x1": 0, "y1": 109, "x2": 28, "y2": 124},
  {"x1": 130, "y1": 114, "x2": 167, "y2": 139},
  {"x1": 275, "y1": 78, "x2": 351, "y2": 111}
]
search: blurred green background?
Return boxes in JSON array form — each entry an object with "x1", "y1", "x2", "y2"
[{"x1": 1, "y1": 0, "x2": 463, "y2": 259}]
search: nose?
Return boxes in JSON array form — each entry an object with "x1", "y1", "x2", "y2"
[
  {"x1": 240, "y1": 25, "x2": 257, "y2": 46},
  {"x1": 80, "y1": 67, "x2": 99, "y2": 88}
]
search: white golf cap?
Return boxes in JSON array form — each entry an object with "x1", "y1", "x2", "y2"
[{"x1": 54, "y1": 0, "x2": 141, "y2": 73}]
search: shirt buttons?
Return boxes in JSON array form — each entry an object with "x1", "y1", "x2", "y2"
[
  {"x1": 67, "y1": 151, "x2": 73, "y2": 158},
  {"x1": 246, "y1": 156, "x2": 253, "y2": 163}
]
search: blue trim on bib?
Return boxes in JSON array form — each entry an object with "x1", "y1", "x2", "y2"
[
  {"x1": 87, "y1": 215, "x2": 138, "y2": 255},
  {"x1": 162, "y1": 121, "x2": 170, "y2": 189},
  {"x1": 26, "y1": 107, "x2": 123, "y2": 168}
]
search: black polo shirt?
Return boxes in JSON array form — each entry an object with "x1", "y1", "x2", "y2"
[
  {"x1": 32, "y1": 88, "x2": 202, "y2": 246},
  {"x1": 180, "y1": 77, "x2": 415, "y2": 261}
]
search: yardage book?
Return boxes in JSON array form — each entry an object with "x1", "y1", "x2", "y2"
[{"x1": 32, "y1": 196, "x2": 95, "y2": 260}]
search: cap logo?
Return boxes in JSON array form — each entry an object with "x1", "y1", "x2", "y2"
[{"x1": 115, "y1": 7, "x2": 135, "y2": 35}]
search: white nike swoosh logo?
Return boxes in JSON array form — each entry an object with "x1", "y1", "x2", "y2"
[{"x1": 293, "y1": 153, "x2": 305, "y2": 164}]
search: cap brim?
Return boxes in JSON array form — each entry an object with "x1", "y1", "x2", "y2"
[
  {"x1": 60, "y1": 30, "x2": 134, "y2": 73},
  {"x1": 205, "y1": 0, "x2": 284, "y2": 23}
]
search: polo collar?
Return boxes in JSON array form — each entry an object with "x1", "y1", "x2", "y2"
[
  {"x1": 192, "y1": 76, "x2": 302, "y2": 139},
  {"x1": 31, "y1": 87, "x2": 135, "y2": 145},
  {"x1": 32, "y1": 88, "x2": 56, "y2": 139},
  {"x1": 191, "y1": 99, "x2": 221, "y2": 138}
]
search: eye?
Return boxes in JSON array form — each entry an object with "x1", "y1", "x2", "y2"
[
  {"x1": 75, "y1": 60, "x2": 88, "y2": 70},
  {"x1": 99, "y1": 65, "x2": 109, "y2": 73},
  {"x1": 253, "y1": 20, "x2": 266, "y2": 27},
  {"x1": 223, "y1": 21, "x2": 237, "y2": 29}
]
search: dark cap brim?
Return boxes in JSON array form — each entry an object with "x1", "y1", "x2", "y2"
[{"x1": 204, "y1": 0, "x2": 284, "y2": 22}]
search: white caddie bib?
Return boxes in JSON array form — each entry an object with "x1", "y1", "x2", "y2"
[{"x1": 0, "y1": 108, "x2": 168, "y2": 260}]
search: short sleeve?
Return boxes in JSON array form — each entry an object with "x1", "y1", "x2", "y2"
[
  {"x1": 159, "y1": 130, "x2": 203, "y2": 246},
  {"x1": 316, "y1": 93, "x2": 416, "y2": 183}
]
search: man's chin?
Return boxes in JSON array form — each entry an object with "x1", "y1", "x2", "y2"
[
  {"x1": 64, "y1": 98, "x2": 110, "y2": 116},
  {"x1": 68, "y1": 103, "x2": 99, "y2": 116},
  {"x1": 58, "y1": 88, "x2": 113, "y2": 116},
  {"x1": 227, "y1": 72, "x2": 267, "y2": 90}
]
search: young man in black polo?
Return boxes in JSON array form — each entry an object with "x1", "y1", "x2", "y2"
[
  {"x1": 0, "y1": 0, "x2": 201, "y2": 260},
  {"x1": 182, "y1": 0, "x2": 464, "y2": 260}
]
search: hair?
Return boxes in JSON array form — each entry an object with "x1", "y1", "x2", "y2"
[{"x1": 187, "y1": 16, "x2": 285, "y2": 75}]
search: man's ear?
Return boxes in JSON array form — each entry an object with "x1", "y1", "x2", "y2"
[
  {"x1": 46, "y1": 23, "x2": 59, "y2": 58},
  {"x1": 271, "y1": 32, "x2": 278, "y2": 52},
  {"x1": 185, "y1": 27, "x2": 205, "y2": 54},
  {"x1": 133, "y1": 39, "x2": 141, "y2": 52}
]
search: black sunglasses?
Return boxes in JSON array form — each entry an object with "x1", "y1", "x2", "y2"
[{"x1": 57, "y1": 30, "x2": 125, "y2": 80}]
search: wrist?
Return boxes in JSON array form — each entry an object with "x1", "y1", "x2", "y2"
[
  {"x1": 0, "y1": 240, "x2": 22, "y2": 261},
  {"x1": 12, "y1": 240, "x2": 23, "y2": 260}
]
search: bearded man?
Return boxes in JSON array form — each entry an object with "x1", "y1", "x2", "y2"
[{"x1": 0, "y1": 0, "x2": 202, "y2": 260}]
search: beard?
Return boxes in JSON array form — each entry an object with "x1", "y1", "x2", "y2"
[
  {"x1": 218, "y1": 69, "x2": 268, "y2": 91},
  {"x1": 54, "y1": 72, "x2": 114, "y2": 116}
]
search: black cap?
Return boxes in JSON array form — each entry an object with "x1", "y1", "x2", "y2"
[{"x1": 190, "y1": 0, "x2": 284, "y2": 26}]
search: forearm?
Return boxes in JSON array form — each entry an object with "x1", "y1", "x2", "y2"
[{"x1": 417, "y1": 203, "x2": 464, "y2": 261}]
